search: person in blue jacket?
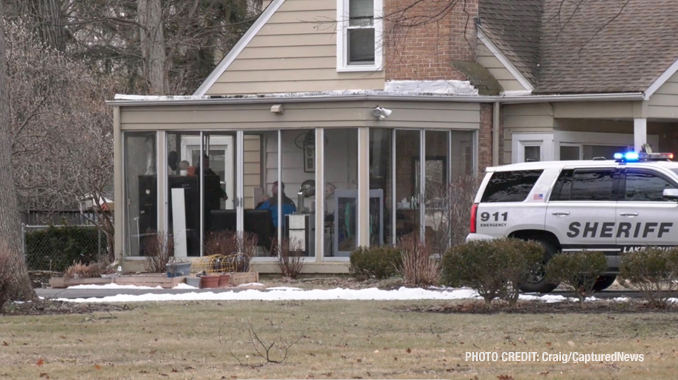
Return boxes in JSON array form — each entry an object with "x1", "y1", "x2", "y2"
[{"x1": 256, "y1": 181, "x2": 296, "y2": 231}]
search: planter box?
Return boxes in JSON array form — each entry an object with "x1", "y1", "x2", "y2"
[
  {"x1": 200, "y1": 275, "x2": 220, "y2": 289},
  {"x1": 114, "y1": 274, "x2": 186, "y2": 288},
  {"x1": 185, "y1": 277, "x2": 201, "y2": 288},
  {"x1": 49, "y1": 277, "x2": 114, "y2": 289},
  {"x1": 230, "y1": 272, "x2": 259, "y2": 286}
]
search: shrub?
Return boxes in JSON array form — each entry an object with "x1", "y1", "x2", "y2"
[
  {"x1": 349, "y1": 246, "x2": 402, "y2": 280},
  {"x1": 619, "y1": 247, "x2": 678, "y2": 309},
  {"x1": 441, "y1": 238, "x2": 544, "y2": 307},
  {"x1": 546, "y1": 251, "x2": 607, "y2": 307},
  {"x1": 397, "y1": 235, "x2": 439, "y2": 286},
  {"x1": 143, "y1": 232, "x2": 174, "y2": 273},
  {"x1": 205, "y1": 231, "x2": 258, "y2": 272},
  {"x1": 64, "y1": 261, "x2": 106, "y2": 279},
  {"x1": 275, "y1": 238, "x2": 305, "y2": 279},
  {"x1": 25, "y1": 225, "x2": 101, "y2": 272}
]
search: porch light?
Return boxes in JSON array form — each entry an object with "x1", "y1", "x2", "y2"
[{"x1": 270, "y1": 104, "x2": 284, "y2": 114}]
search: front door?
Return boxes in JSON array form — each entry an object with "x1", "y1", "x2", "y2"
[{"x1": 616, "y1": 168, "x2": 678, "y2": 250}]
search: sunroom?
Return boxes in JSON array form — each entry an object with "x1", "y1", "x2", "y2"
[{"x1": 110, "y1": 95, "x2": 483, "y2": 273}]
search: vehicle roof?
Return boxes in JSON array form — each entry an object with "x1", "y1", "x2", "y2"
[{"x1": 487, "y1": 160, "x2": 678, "y2": 172}]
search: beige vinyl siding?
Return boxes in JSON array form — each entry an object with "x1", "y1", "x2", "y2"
[
  {"x1": 475, "y1": 41, "x2": 526, "y2": 92},
  {"x1": 243, "y1": 135, "x2": 261, "y2": 209},
  {"x1": 503, "y1": 103, "x2": 554, "y2": 163},
  {"x1": 206, "y1": 0, "x2": 385, "y2": 95},
  {"x1": 119, "y1": 101, "x2": 480, "y2": 131},
  {"x1": 649, "y1": 71, "x2": 678, "y2": 118},
  {"x1": 553, "y1": 102, "x2": 640, "y2": 119}
]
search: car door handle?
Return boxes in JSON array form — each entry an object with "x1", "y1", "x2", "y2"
[
  {"x1": 620, "y1": 212, "x2": 639, "y2": 217},
  {"x1": 551, "y1": 212, "x2": 570, "y2": 216}
]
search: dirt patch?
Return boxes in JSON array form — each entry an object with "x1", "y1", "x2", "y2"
[
  {"x1": 1, "y1": 300, "x2": 132, "y2": 316},
  {"x1": 397, "y1": 299, "x2": 677, "y2": 314},
  {"x1": 262, "y1": 274, "x2": 406, "y2": 290}
]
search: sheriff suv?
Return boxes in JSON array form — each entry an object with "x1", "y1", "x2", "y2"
[{"x1": 467, "y1": 151, "x2": 678, "y2": 293}]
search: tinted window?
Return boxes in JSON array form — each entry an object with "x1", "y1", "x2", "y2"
[
  {"x1": 550, "y1": 169, "x2": 573, "y2": 201},
  {"x1": 625, "y1": 170, "x2": 676, "y2": 202},
  {"x1": 569, "y1": 169, "x2": 615, "y2": 201},
  {"x1": 481, "y1": 170, "x2": 543, "y2": 202}
]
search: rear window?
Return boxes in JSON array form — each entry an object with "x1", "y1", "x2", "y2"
[
  {"x1": 551, "y1": 168, "x2": 616, "y2": 201},
  {"x1": 481, "y1": 170, "x2": 543, "y2": 202}
]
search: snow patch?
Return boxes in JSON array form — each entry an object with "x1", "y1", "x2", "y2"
[
  {"x1": 68, "y1": 284, "x2": 163, "y2": 290},
  {"x1": 384, "y1": 80, "x2": 478, "y2": 95}
]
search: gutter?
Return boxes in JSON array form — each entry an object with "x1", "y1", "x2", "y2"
[{"x1": 106, "y1": 92, "x2": 645, "y2": 107}]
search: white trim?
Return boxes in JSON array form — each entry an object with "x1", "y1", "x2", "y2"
[
  {"x1": 477, "y1": 29, "x2": 534, "y2": 92},
  {"x1": 511, "y1": 133, "x2": 554, "y2": 163},
  {"x1": 644, "y1": 57, "x2": 678, "y2": 100},
  {"x1": 193, "y1": 0, "x2": 286, "y2": 96},
  {"x1": 336, "y1": 0, "x2": 383, "y2": 72}
]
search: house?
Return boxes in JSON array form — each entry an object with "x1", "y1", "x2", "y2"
[{"x1": 109, "y1": 0, "x2": 678, "y2": 274}]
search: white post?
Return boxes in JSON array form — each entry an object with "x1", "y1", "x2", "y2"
[{"x1": 634, "y1": 118, "x2": 647, "y2": 152}]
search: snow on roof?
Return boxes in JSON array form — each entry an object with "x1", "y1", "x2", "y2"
[{"x1": 114, "y1": 80, "x2": 480, "y2": 102}]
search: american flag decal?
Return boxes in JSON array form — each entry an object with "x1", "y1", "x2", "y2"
[{"x1": 533, "y1": 193, "x2": 544, "y2": 200}]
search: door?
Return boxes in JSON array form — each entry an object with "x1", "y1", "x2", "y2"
[
  {"x1": 545, "y1": 168, "x2": 619, "y2": 251},
  {"x1": 616, "y1": 168, "x2": 678, "y2": 249}
]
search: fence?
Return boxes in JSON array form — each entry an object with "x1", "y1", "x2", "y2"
[{"x1": 22, "y1": 224, "x2": 107, "y2": 272}]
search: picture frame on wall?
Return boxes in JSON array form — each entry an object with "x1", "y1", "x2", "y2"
[{"x1": 304, "y1": 140, "x2": 315, "y2": 172}]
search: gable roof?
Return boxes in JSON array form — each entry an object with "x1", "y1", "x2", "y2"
[
  {"x1": 479, "y1": 0, "x2": 678, "y2": 95},
  {"x1": 193, "y1": 0, "x2": 285, "y2": 96}
]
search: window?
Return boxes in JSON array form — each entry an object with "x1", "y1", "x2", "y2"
[
  {"x1": 524, "y1": 146, "x2": 541, "y2": 162},
  {"x1": 337, "y1": 0, "x2": 383, "y2": 71},
  {"x1": 554, "y1": 169, "x2": 616, "y2": 201},
  {"x1": 560, "y1": 145, "x2": 580, "y2": 160},
  {"x1": 481, "y1": 170, "x2": 543, "y2": 203},
  {"x1": 624, "y1": 170, "x2": 676, "y2": 202}
]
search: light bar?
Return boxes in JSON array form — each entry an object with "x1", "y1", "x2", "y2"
[{"x1": 614, "y1": 151, "x2": 674, "y2": 162}]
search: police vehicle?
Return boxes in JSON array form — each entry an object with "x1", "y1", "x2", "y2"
[{"x1": 467, "y1": 149, "x2": 678, "y2": 293}]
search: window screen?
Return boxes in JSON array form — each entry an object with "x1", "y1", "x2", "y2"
[
  {"x1": 481, "y1": 170, "x2": 543, "y2": 203},
  {"x1": 347, "y1": 0, "x2": 375, "y2": 64},
  {"x1": 624, "y1": 170, "x2": 676, "y2": 202}
]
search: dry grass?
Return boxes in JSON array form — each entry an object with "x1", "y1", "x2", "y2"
[{"x1": 0, "y1": 300, "x2": 677, "y2": 379}]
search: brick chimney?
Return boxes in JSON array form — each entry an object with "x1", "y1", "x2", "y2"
[{"x1": 384, "y1": 0, "x2": 479, "y2": 81}]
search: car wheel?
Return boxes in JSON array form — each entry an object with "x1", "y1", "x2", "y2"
[
  {"x1": 592, "y1": 275, "x2": 617, "y2": 292},
  {"x1": 518, "y1": 239, "x2": 560, "y2": 294}
]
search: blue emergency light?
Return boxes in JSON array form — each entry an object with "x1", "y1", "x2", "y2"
[{"x1": 614, "y1": 151, "x2": 673, "y2": 162}]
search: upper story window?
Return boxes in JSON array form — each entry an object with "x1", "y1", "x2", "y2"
[{"x1": 337, "y1": 0, "x2": 383, "y2": 72}]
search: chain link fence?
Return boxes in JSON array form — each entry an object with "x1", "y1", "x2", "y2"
[{"x1": 22, "y1": 224, "x2": 107, "y2": 272}]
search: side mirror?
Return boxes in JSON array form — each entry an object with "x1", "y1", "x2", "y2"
[{"x1": 663, "y1": 188, "x2": 678, "y2": 200}]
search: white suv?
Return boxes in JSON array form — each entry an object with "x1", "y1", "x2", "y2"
[{"x1": 467, "y1": 152, "x2": 678, "y2": 293}]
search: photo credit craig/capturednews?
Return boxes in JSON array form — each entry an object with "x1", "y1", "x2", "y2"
[{"x1": 465, "y1": 351, "x2": 644, "y2": 364}]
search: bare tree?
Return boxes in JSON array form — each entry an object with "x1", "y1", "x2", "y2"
[
  {"x1": 138, "y1": 0, "x2": 168, "y2": 94},
  {"x1": 0, "y1": 2, "x2": 38, "y2": 308}
]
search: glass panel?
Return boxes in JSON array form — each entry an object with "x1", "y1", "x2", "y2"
[
  {"x1": 369, "y1": 129, "x2": 392, "y2": 246},
  {"x1": 524, "y1": 146, "x2": 541, "y2": 162},
  {"x1": 348, "y1": 28, "x2": 375, "y2": 64},
  {"x1": 166, "y1": 132, "x2": 201, "y2": 257},
  {"x1": 570, "y1": 170, "x2": 615, "y2": 201},
  {"x1": 279, "y1": 130, "x2": 313, "y2": 257},
  {"x1": 245, "y1": 132, "x2": 275, "y2": 257},
  {"x1": 124, "y1": 132, "x2": 156, "y2": 256},
  {"x1": 624, "y1": 170, "x2": 675, "y2": 202},
  {"x1": 481, "y1": 170, "x2": 544, "y2": 203},
  {"x1": 349, "y1": 0, "x2": 374, "y2": 26},
  {"x1": 395, "y1": 130, "x2": 421, "y2": 241},
  {"x1": 583, "y1": 145, "x2": 627, "y2": 160},
  {"x1": 450, "y1": 131, "x2": 474, "y2": 177},
  {"x1": 325, "y1": 129, "x2": 359, "y2": 257},
  {"x1": 424, "y1": 130, "x2": 449, "y2": 254},
  {"x1": 560, "y1": 145, "x2": 580, "y2": 160}
]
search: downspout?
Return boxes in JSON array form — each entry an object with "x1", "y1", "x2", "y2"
[{"x1": 492, "y1": 101, "x2": 500, "y2": 166}]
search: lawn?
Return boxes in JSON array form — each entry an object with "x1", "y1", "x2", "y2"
[{"x1": 1, "y1": 300, "x2": 676, "y2": 379}]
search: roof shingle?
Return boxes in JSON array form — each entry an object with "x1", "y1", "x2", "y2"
[{"x1": 479, "y1": 0, "x2": 678, "y2": 94}]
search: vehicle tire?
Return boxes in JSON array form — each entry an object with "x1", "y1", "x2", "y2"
[
  {"x1": 518, "y1": 239, "x2": 560, "y2": 294},
  {"x1": 592, "y1": 275, "x2": 617, "y2": 292}
]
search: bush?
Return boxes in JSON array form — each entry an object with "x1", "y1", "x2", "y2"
[
  {"x1": 546, "y1": 251, "x2": 607, "y2": 307},
  {"x1": 397, "y1": 235, "x2": 439, "y2": 286},
  {"x1": 349, "y1": 246, "x2": 402, "y2": 280},
  {"x1": 143, "y1": 232, "x2": 174, "y2": 273},
  {"x1": 441, "y1": 238, "x2": 544, "y2": 307},
  {"x1": 275, "y1": 238, "x2": 305, "y2": 279},
  {"x1": 619, "y1": 247, "x2": 678, "y2": 309},
  {"x1": 64, "y1": 261, "x2": 106, "y2": 279},
  {"x1": 25, "y1": 225, "x2": 102, "y2": 272}
]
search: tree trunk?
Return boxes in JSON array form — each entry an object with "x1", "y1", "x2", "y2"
[
  {"x1": 0, "y1": 2, "x2": 38, "y2": 308},
  {"x1": 138, "y1": 0, "x2": 168, "y2": 94}
]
